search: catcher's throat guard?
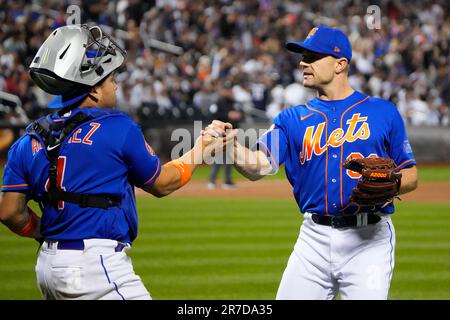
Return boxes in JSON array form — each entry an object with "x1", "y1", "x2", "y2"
[{"x1": 26, "y1": 113, "x2": 121, "y2": 210}]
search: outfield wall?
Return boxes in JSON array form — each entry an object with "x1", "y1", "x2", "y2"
[{"x1": 406, "y1": 126, "x2": 450, "y2": 163}]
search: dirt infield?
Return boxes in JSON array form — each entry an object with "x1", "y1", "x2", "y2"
[{"x1": 137, "y1": 180, "x2": 450, "y2": 203}]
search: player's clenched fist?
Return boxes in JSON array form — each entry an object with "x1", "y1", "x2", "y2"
[
  {"x1": 200, "y1": 120, "x2": 238, "y2": 163},
  {"x1": 202, "y1": 120, "x2": 238, "y2": 144},
  {"x1": 202, "y1": 120, "x2": 233, "y2": 137}
]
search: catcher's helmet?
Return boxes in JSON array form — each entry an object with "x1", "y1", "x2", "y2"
[{"x1": 29, "y1": 25, "x2": 126, "y2": 101}]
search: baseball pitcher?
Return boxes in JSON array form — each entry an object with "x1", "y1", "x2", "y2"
[
  {"x1": 206, "y1": 26, "x2": 418, "y2": 299},
  {"x1": 0, "y1": 25, "x2": 220, "y2": 300}
]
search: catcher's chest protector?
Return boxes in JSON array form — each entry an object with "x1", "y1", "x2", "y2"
[{"x1": 26, "y1": 112, "x2": 121, "y2": 210}]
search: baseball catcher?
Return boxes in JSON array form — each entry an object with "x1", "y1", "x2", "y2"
[
  {"x1": 0, "y1": 24, "x2": 221, "y2": 300},
  {"x1": 343, "y1": 157, "x2": 402, "y2": 211}
]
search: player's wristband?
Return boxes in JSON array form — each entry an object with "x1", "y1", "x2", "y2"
[
  {"x1": 166, "y1": 159, "x2": 192, "y2": 187},
  {"x1": 14, "y1": 207, "x2": 40, "y2": 238}
]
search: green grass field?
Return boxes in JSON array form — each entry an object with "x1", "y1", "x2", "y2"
[
  {"x1": 189, "y1": 164, "x2": 450, "y2": 182},
  {"x1": 0, "y1": 165, "x2": 449, "y2": 299}
]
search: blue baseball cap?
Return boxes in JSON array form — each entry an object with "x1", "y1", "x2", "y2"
[{"x1": 286, "y1": 26, "x2": 352, "y2": 61}]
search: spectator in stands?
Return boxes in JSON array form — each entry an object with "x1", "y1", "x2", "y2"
[
  {"x1": 0, "y1": 0, "x2": 448, "y2": 128},
  {"x1": 193, "y1": 80, "x2": 218, "y2": 118}
]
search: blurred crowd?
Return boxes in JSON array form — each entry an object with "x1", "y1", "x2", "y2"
[{"x1": 0, "y1": 0, "x2": 449, "y2": 127}]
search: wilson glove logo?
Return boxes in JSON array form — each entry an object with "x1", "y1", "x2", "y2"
[{"x1": 369, "y1": 172, "x2": 388, "y2": 178}]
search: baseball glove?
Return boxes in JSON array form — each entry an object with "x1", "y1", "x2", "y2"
[{"x1": 344, "y1": 157, "x2": 402, "y2": 208}]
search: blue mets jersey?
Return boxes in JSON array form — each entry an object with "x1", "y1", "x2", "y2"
[
  {"x1": 257, "y1": 90, "x2": 416, "y2": 216},
  {"x1": 2, "y1": 107, "x2": 161, "y2": 243}
]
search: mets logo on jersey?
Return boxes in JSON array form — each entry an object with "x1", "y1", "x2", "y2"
[{"x1": 300, "y1": 113, "x2": 370, "y2": 164}]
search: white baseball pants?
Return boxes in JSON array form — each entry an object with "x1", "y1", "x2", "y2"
[
  {"x1": 35, "y1": 239, "x2": 151, "y2": 300},
  {"x1": 276, "y1": 213, "x2": 396, "y2": 300}
]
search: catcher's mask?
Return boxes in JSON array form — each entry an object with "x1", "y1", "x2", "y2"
[{"x1": 29, "y1": 24, "x2": 126, "y2": 109}]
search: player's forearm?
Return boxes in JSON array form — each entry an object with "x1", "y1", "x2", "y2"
[
  {"x1": 146, "y1": 162, "x2": 193, "y2": 197},
  {"x1": 147, "y1": 165, "x2": 181, "y2": 197},
  {"x1": 0, "y1": 193, "x2": 25, "y2": 227},
  {"x1": 12, "y1": 208, "x2": 41, "y2": 239},
  {"x1": 0, "y1": 194, "x2": 41, "y2": 239},
  {"x1": 233, "y1": 142, "x2": 271, "y2": 181},
  {"x1": 145, "y1": 143, "x2": 204, "y2": 197},
  {"x1": 399, "y1": 166, "x2": 418, "y2": 195},
  {"x1": 177, "y1": 143, "x2": 203, "y2": 174}
]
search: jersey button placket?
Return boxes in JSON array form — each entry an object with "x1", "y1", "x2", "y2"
[
  {"x1": 329, "y1": 103, "x2": 342, "y2": 271},
  {"x1": 327, "y1": 108, "x2": 340, "y2": 215}
]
